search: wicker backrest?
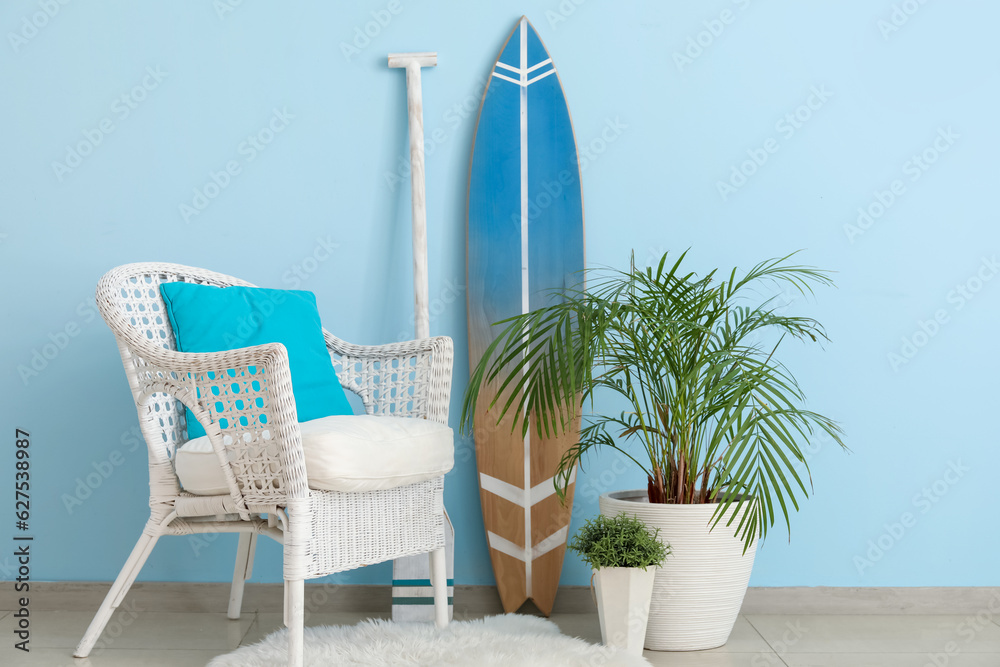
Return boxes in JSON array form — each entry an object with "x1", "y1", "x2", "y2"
[
  {"x1": 96, "y1": 263, "x2": 258, "y2": 460},
  {"x1": 103, "y1": 263, "x2": 251, "y2": 349}
]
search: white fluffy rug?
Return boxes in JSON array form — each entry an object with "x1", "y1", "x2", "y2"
[{"x1": 208, "y1": 614, "x2": 649, "y2": 667}]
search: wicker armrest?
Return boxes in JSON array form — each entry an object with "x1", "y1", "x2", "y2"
[
  {"x1": 123, "y1": 341, "x2": 309, "y2": 508},
  {"x1": 323, "y1": 333, "x2": 454, "y2": 424}
]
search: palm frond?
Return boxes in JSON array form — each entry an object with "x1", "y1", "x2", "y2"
[{"x1": 459, "y1": 250, "x2": 846, "y2": 553}]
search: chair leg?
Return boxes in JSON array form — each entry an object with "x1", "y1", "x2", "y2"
[
  {"x1": 74, "y1": 531, "x2": 160, "y2": 658},
  {"x1": 285, "y1": 578, "x2": 304, "y2": 667},
  {"x1": 228, "y1": 533, "x2": 257, "y2": 620},
  {"x1": 430, "y1": 546, "x2": 448, "y2": 629}
]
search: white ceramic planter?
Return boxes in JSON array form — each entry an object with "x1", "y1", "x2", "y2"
[
  {"x1": 600, "y1": 490, "x2": 758, "y2": 651},
  {"x1": 592, "y1": 567, "x2": 656, "y2": 656}
]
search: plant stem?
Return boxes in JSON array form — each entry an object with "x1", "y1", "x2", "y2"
[
  {"x1": 701, "y1": 465, "x2": 711, "y2": 503},
  {"x1": 647, "y1": 466, "x2": 667, "y2": 504}
]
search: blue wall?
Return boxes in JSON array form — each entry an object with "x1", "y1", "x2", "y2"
[{"x1": 2, "y1": 0, "x2": 997, "y2": 589}]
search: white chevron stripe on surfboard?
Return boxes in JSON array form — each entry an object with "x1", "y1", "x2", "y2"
[
  {"x1": 527, "y1": 58, "x2": 552, "y2": 73},
  {"x1": 495, "y1": 60, "x2": 520, "y2": 73},
  {"x1": 490, "y1": 69, "x2": 556, "y2": 87},
  {"x1": 492, "y1": 47, "x2": 555, "y2": 89},
  {"x1": 493, "y1": 57, "x2": 552, "y2": 76},
  {"x1": 487, "y1": 525, "x2": 570, "y2": 563},
  {"x1": 491, "y1": 71, "x2": 521, "y2": 85},
  {"x1": 479, "y1": 468, "x2": 577, "y2": 508},
  {"x1": 526, "y1": 69, "x2": 556, "y2": 86}
]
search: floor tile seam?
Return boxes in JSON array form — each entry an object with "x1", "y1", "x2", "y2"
[
  {"x1": 737, "y1": 615, "x2": 794, "y2": 666},
  {"x1": 239, "y1": 610, "x2": 259, "y2": 645}
]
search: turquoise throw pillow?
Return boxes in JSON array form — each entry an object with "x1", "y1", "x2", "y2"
[{"x1": 159, "y1": 282, "x2": 353, "y2": 439}]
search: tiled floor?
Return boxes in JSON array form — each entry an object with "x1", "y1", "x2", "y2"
[{"x1": 2, "y1": 607, "x2": 1000, "y2": 666}]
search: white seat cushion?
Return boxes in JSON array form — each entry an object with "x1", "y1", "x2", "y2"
[{"x1": 174, "y1": 415, "x2": 454, "y2": 495}]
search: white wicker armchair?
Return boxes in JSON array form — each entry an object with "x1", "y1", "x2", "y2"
[{"x1": 75, "y1": 263, "x2": 453, "y2": 666}]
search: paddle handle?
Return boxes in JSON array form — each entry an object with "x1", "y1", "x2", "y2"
[
  {"x1": 389, "y1": 52, "x2": 437, "y2": 340},
  {"x1": 405, "y1": 61, "x2": 430, "y2": 339}
]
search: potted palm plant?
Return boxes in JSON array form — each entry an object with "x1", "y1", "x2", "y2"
[
  {"x1": 569, "y1": 512, "x2": 669, "y2": 655},
  {"x1": 462, "y1": 251, "x2": 845, "y2": 650}
]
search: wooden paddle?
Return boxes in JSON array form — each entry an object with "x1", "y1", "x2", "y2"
[{"x1": 387, "y1": 51, "x2": 455, "y2": 624}]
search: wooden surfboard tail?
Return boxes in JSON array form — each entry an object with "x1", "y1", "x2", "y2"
[
  {"x1": 474, "y1": 398, "x2": 582, "y2": 615},
  {"x1": 479, "y1": 470, "x2": 579, "y2": 615}
]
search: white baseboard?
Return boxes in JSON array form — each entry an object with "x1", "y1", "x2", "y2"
[{"x1": 4, "y1": 583, "x2": 998, "y2": 615}]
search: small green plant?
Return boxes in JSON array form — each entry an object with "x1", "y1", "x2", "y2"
[{"x1": 569, "y1": 513, "x2": 670, "y2": 571}]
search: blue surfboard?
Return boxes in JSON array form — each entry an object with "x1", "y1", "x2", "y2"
[{"x1": 467, "y1": 16, "x2": 585, "y2": 615}]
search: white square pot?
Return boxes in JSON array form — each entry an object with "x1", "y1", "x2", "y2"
[{"x1": 593, "y1": 566, "x2": 656, "y2": 656}]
